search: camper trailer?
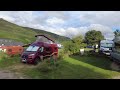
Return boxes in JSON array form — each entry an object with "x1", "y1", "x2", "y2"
[
  {"x1": 99, "y1": 40, "x2": 114, "y2": 55},
  {"x1": 110, "y1": 36, "x2": 120, "y2": 63}
]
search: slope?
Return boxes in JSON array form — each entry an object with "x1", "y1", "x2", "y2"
[{"x1": 0, "y1": 18, "x2": 70, "y2": 44}]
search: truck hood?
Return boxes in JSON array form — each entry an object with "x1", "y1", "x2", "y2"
[{"x1": 22, "y1": 51, "x2": 36, "y2": 56}]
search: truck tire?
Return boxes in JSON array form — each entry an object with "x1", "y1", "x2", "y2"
[{"x1": 34, "y1": 57, "x2": 40, "y2": 65}]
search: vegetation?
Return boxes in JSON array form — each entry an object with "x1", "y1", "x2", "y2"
[
  {"x1": 0, "y1": 18, "x2": 70, "y2": 44},
  {"x1": 62, "y1": 35, "x2": 86, "y2": 55},
  {"x1": 0, "y1": 51, "x2": 120, "y2": 79},
  {"x1": 85, "y1": 30, "x2": 104, "y2": 45},
  {"x1": 1, "y1": 18, "x2": 120, "y2": 79},
  {"x1": 0, "y1": 52, "x2": 20, "y2": 68},
  {"x1": 114, "y1": 29, "x2": 120, "y2": 37},
  {"x1": 23, "y1": 27, "x2": 70, "y2": 43}
]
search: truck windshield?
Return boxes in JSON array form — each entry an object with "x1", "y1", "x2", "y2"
[
  {"x1": 101, "y1": 43, "x2": 113, "y2": 47},
  {"x1": 26, "y1": 46, "x2": 39, "y2": 51}
]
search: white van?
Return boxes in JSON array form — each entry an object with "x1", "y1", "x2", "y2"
[
  {"x1": 99, "y1": 40, "x2": 114, "y2": 55},
  {"x1": 110, "y1": 36, "x2": 120, "y2": 63}
]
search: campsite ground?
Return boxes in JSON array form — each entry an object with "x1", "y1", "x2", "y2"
[{"x1": 0, "y1": 48, "x2": 120, "y2": 79}]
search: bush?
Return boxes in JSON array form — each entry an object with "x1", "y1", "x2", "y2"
[
  {"x1": 36, "y1": 58, "x2": 60, "y2": 73},
  {"x1": 58, "y1": 50, "x2": 66, "y2": 60},
  {"x1": 36, "y1": 60, "x2": 51, "y2": 72},
  {"x1": 0, "y1": 52, "x2": 9, "y2": 61},
  {"x1": 62, "y1": 35, "x2": 87, "y2": 56}
]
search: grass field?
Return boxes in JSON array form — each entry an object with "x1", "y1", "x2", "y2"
[
  {"x1": 0, "y1": 51, "x2": 120, "y2": 79},
  {"x1": 0, "y1": 19, "x2": 70, "y2": 44}
]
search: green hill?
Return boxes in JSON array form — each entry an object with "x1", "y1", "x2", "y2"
[
  {"x1": 0, "y1": 18, "x2": 70, "y2": 44},
  {"x1": 23, "y1": 27, "x2": 70, "y2": 43}
]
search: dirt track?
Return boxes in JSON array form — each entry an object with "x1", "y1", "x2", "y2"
[{"x1": 0, "y1": 70, "x2": 26, "y2": 79}]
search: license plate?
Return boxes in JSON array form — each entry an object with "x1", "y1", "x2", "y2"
[{"x1": 22, "y1": 59, "x2": 26, "y2": 62}]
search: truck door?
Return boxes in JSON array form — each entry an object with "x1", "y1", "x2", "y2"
[{"x1": 44, "y1": 47, "x2": 52, "y2": 56}]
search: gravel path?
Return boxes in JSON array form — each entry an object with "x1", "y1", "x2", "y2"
[{"x1": 0, "y1": 70, "x2": 26, "y2": 79}]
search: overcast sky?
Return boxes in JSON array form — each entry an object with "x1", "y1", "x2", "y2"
[{"x1": 0, "y1": 11, "x2": 119, "y2": 40}]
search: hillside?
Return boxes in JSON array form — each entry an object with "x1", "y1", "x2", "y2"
[
  {"x1": 23, "y1": 27, "x2": 70, "y2": 43},
  {"x1": 0, "y1": 18, "x2": 70, "y2": 44}
]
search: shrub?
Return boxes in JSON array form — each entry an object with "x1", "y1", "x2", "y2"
[
  {"x1": 58, "y1": 50, "x2": 66, "y2": 60},
  {"x1": 36, "y1": 60, "x2": 52, "y2": 72},
  {"x1": 0, "y1": 52, "x2": 9, "y2": 61},
  {"x1": 62, "y1": 35, "x2": 87, "y2": 55},
  {"x1": 36, "y1": 58, "x2": 60, "y2": 73}
]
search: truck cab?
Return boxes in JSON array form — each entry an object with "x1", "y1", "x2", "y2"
[{"x1": 21, "y1": 35, "x2": 58, "y2": 65}]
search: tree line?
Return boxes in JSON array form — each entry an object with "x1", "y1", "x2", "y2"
[{"x1": 61, "y1": 29, "x2": 120, "y2": 55}]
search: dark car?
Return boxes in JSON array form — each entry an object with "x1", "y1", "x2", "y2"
[{"x1": 21, "y1": 35, "x2": 58, "y2": 65}]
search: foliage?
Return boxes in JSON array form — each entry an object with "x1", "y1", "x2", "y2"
[
  {"x1": 58, "y1": 49, "x2": 66, "y2": 60},
  {"x1": 114, "y1": 29, "x2": 120, "y2": 37},
  {"x1": 36, "y1": 58, "x2": 60, "y2": 73},
  {"x1": 63, "y1": 35, "x2": 86, "y2": 55},
  {"x1": 0, "y1": 52, "x2": 20, "y2": 68},
  {"x1": 0, "y1": 50, "x2": 120, "y2": 79},
  {"x1": 85, "y1": 30, "x2": 104, "y2": 45}
]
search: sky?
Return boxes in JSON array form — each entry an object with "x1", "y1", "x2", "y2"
[{"x1": 0, "y1": 11, "x2": 119, "y2": 40}]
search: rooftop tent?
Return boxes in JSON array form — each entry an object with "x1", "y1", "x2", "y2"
[
  {"x1": 114, "y1": 36, "x2": 120, "y2": 44},
  {"x1": 35, "y1": 35, "x2": 55, "y2": 44}
]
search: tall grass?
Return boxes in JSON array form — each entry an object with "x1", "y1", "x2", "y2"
[{"x1": 0, "y1": 52, "x2": 20, "y2": 68}]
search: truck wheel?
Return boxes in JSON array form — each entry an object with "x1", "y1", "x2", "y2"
[{"x1": 34, "y1": 57, "x2": 40, "y2": 65}]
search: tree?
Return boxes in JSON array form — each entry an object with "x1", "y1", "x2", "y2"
[
  {"x1": 114, "y1": 29, "x2": 120, "y2": 37},
  {"x1": 63, "y1": 35, "x2": 86, "y2": 55},
  {"x1": 85, "y1": 30, "x2": 104, "y2": 45}
]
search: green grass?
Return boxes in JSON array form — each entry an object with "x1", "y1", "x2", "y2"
[
  {"x1": 84, "y1": 48, "x2": 93, "y2": 51},
  {"x1": 0, "y1": 50, "x2": 120, "y2": 79},
  {"x1": 20, "y1": 55, "x2": 120, "y2": 79},
  {"x1": 0, "y1": 53, "x2": 20, "y2": 68},
  {"x1": 0, "y1": 19, "x2": 70, "y2": 44}
]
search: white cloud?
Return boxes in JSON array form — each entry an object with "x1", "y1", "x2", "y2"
[
  {"x1": 46, "y1": 17, "x2": 65, "y2": 25},
  {"x1": 0, "y1": 11, "x2": 117, "y2": 40},
  {"x1": 78, "y1": 11, "x2": 120, "y2": 27},
  {"x1": 88, "y1": 24, "x2": 114, "y2": 40}
]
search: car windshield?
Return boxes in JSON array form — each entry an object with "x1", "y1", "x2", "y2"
[
  {"x1": 26, "y1": 46, "x2": 39, "y2": 51},
  {"x1": 101, "y1": 43, "x2": 113, "y2": 48}
]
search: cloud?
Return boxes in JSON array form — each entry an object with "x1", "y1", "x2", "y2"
[
  {"x1": 88, "y1": 24, "x2": 114, "y2": 40},
  {"x1": 46, "y1": 17, "x2": 65, "y2": 25},
  {"x1": 0, "y1": 11, "x2": 117, "y2": 40},
  {"x1": 78, "y1": 11, "x2": 120, "y2": 27}
]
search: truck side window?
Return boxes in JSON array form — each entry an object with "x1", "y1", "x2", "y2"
[
  {"x1": 39, "y1": 47, "x2": 44, "y2": 52},
  {"x1": 45, "y1": 47, "x2": 52, "y2": 53}
]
